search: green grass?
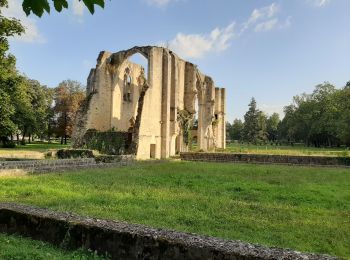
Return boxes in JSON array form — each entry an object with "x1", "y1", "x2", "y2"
[
  {"x1": 0, "y1": 233, "x2": 107, "y2": 260},
  {"x1": 224, "y1": 143, "x2": 350, "y2": 157},
  {"x1": 0, "y1": 161, "x2": 349, "y2": 259},
  {"x1": 0, "y1": 142, "x2": 70, "y2": 152},
  {"x1": 0, "y1": 142, "x2": 70, "y2": 160}
]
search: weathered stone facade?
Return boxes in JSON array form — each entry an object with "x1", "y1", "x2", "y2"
[{"x1": 73, "y1": 46, "x2": 226, "y2": 159}]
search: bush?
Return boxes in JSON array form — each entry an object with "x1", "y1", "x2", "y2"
[
  {"x1": 57, "y1": 149, "x2": 94, "y2": 159},
  {"x1": 2, "y1": 141, "x2": 16, "y2": 148}
]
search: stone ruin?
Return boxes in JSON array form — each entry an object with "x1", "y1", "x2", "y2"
[{"x1": 72, "y1": 46, "x2": 226, "y2": 159}]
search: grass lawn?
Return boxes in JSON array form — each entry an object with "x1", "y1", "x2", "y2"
[
  {"x1": 0, "y1": 161, "x2": 349, "y2": 259},
  {"x1": 224, "y1": 143, "x2": 350, "y2": 157},
  {"x1": 0, "y1": 142, "x2": 70, "y2": 160},
  {"x1": 0, "y1": 233, "x2": 106, "y2": 260}
]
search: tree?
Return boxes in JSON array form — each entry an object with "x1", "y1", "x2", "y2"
[
  {"x1": 54, "y1": 80, "x2": 85, "y2": 144},
  {"x1": 0, "y1": 0, "x2": 24, "y2": 145},
  {"x1": 267, "y1": 113, "x2": 280, "y2": 143},
  {"x1": 21, "y1": 0, "x2": 104, "y2": 17},
  {"x1": 335, "y1": 83, "x2": 350, "y2": 146},
  {"x1": 230, "y1": 119, "x2": 244, "y2": 141},
  {"x1": 243, "y1": 98, "x2": 260, "y2": 144},
  {"x1": 257, "y1": 111, "x2": 268, "y2": 144},
  {"x1": 0, "y1": 88, "x2": 15, "y2": 145}
]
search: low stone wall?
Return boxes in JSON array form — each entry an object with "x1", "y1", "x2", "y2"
[
  {"x1": 0, "y1": 155, "x2": 135, "y2": 173},
  {"x1": 180, "y1": 152, "x2": 350, "y2": 167},
  {"x1": 0, "y1": 203, "x2": 337, "y2": 260}
]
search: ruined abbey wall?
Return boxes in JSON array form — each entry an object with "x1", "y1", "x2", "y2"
[{"x1": 73, "y1": 46, "x2": 226, "y2": 159}]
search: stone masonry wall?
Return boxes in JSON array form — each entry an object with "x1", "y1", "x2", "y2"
[
  {"x1": 0, "y1": 203, "x2": 338, "y2": 260},
  {"x1": 180, "y1": 152, "x2": 350, "y2": 167},
  {"x1": 0, "y1": 155, "x2": 135, "y2": 173}
]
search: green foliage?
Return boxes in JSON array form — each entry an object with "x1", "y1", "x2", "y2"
[
  {"x1": 0, "y1": 233, "x2": 107, "y2": 259},
  {"x1": 83, "y1": 129, "x2": 127, "y2": 155},
  {"x1": 22, "y1": 0, "x2": 104, "y2": 17},
  {"x1": 177, "y1": 109, "x2": 194, "y2": 146},
  {"x1": 57, "y1": 149, "x2": 93, "y2": 159},
  {"x1": 2, "y1": 140, "x2": 16, "y2": 148},
  {"x1": 228, "y1": 119, "x2": 244, "y2": 141},
  {"x1": 243, "y1": 98, "x2": 262, "y2": 144},
  {"x1": 279, "y1": 82, "x2": 350, "y2": 147},
  {"x1": 0, "y1": 162, "x2": 349, "y2": 258},
  {"x1": 267, "y1": 113, "x2": 280, "y2": 143}
]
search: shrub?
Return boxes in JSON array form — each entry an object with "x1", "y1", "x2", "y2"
[
  {"x1": 2, "y1": 141, "x2": 16, "y2": 148},
  {"x1": 56, "y1": 149, "x2": 94, "y2": 159}
]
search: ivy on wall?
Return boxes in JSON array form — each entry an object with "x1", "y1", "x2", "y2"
[
  {"x1": 83, "y1": 129, "x2": 128, "y2": 155},
  {"x1": 177, "y1": 109, "x2": 194, "y2": 147}
]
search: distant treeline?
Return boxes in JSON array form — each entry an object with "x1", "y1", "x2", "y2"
[
  {"x1": 227, "y1": 81, "x2": 350, "y2": 147},
  {"x1": 0, "y1": 75, "x2": 85, "y2": 147}
]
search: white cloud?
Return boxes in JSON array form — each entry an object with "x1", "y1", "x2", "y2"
[
  {"x1": 164, "y1": 22, "x2": 236, "y2": 59},
  {"x1": 242, "y1": 3, "x2": 280, "y2": 32},
  {"x1": 72, "y1": 0, "x2": 84, "y2": 16},
  {"x1": 145, "y1": 0, "x2": 176, "y2": 7},
  {"x1": 241, "y1": 3, "x2": 291, "y2": 34},
  {"x1": 3, "y1": 0, "x2": 46, "y2": 43},
  {"x1": 311, "y1": 0, "x2": 331, "y2": 7},
  {"x1": 160, "y1": 2, "x2": 290, "y2": 59},
  {"x1": 254, "y1": 18, "x2": 279, "y2": 32}
]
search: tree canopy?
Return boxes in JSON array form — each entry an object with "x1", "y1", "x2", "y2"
[
  {"x1": 21, "y1": 0, "x2": 105, "y2": 17},
  {"x1": 230, "y1": 82, "x2": 350, "y2": 147}
]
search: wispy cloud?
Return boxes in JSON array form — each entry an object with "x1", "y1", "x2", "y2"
[
  {"x1": 144, "y1": 0, "x2": 178, "y2": 7},
  {"x1": 243, "y1": 3, "x2": 280, "y2": 31},
  {"x1": 162, "y1": 2, "x2": 291, "y2": 59},
  {"x1": 310, "y1": 0, "x2": 332, "y2": 7},
  {"x1": 241, "y1": 3, "x2": 290, "y2": 33},
  {"x1": 72, "y1": 0, "x2": 84, "y2": 16},
  {"x1": 163, "y1": 22, "x2": 236, "y2": 59},
  {"x1": 3, "y1": 0, "x2": 46, "y2": 43}
]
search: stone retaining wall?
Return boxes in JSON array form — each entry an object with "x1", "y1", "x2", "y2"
[
  {"x1": 180, "y1": 152, "x2": 350, "y2": 167},
  {"x1": 0, "y1": 203, "x2": 338, "y2": 260},
  {"x1": 0, "y1": 155, "x2": 135, "y2": 173}
]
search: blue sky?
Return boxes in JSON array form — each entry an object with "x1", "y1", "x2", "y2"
[{"x1": 4, "y1": 0, "x2": 350, "y2": 121}]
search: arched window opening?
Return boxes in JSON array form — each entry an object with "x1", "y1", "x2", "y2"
[
  {"x1": 128, "y1": 53, "x2": 149, "y2": 81},
  {"x1": 123, "y1": 68, "x2": 132, "y2": 102}
]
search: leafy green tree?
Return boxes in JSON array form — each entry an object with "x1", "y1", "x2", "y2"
[
  {"x1": 230, "y1": 119, "x2": 244, "y2": 141},
  {"x1": 243, "y1": 98, "x2": 260, "y2": 144},
  {"x1": 267, "y1": 113, "x2": 280, "y2": 143},
  {"x1": 21, "y1": 0, "x2": 104, "y2": 17},
  {"x1": 0, "y1": 88, "x2": 15, "y2": 145},
  {"x1": 11, "y1": 76, "x2": 35, "y2": 143},
  {"x1": 335, "y1": 84, "x2": 350, "y2": 146},
  {"x1": 0, "y1": 0, "x2": 24, "y2": 145},
  {"x1": 257, "y1": 111, "x2": 268, "y2": 144}
]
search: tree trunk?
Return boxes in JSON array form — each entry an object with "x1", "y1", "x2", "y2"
[
  {"x1": 61, "y1": 136, "x2": 64, "y2": 145},
  {"x1": 64, "y1": 135, "x2": 67, "y2": 145},
  {"x1": 16, "y1": 134, "x2": 19, "y2": 145},
  {"x1": 28, "y1": 134, "x2": 31, "y2": 144}
]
